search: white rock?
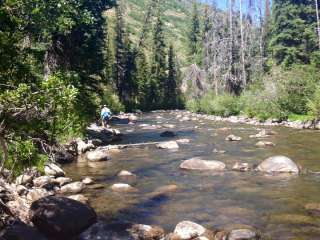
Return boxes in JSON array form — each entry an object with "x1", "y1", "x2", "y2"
[
  {"x1": 27, "y1": 188, "x2": 52, "y2": 202},
  {"x1": 67, "y1": 194, "x2": 89, "y2": 204},
  {"x1": 174, "y1": 221, "x2": 206, "y2": 240},
  {"x1": 228, "y1": 229, "x2": 257, "y2": 240},
  {"x1": 256, "y1": 141, "x2": 275, "y2": 147},
  {"x1": 256, "y1": 156, "x2": 300, "y2": 174},
  {"x1": 77, "y1": 139, "x2": 95, "y2": 154},
  {"x1": 117, "y1": 170, "x2": 136, "y2": 177},
  {"x1": 156, "y1": 141, "x2": 179, "y2": 149},
  {"x1": 86, "y1": 149, "x2": 110, "y2": 162},
  {"x1": 177, "y1": 139, "x2": 191, "y2": 144},
  {"x1": 53, "y1": 177, "x2": 72, "y2": 186},
  {"x1": 226, "y1": 135, "x2": 242, "y2": 141},
  {"x1": 82, "y1": 177, "x2": 94, "y2": 185},
  {"x1": 15, "y1": 174, "x2": 33, "y2": 185},
  {"x1": 33, "y1": 176, "x2": 52, "y2": 187}
]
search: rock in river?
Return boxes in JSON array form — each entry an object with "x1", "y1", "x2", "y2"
[
  {"x1": 174, "y1": 221, "x2": 206, "y2": 240},
  {"x1": 256, "y1": 155, "x2": 300, "y2": 174},
  {"x1": 111, "y1": 183, "x2": 138, "y2": 192},
  {"x1": 228, "y1": 229, "x2": 258, "y2": 240},
  {"x1": 86, "y1": 124, "x2": 122, "y2": 144},
  {"x1": 156, "y1": 141, "x2": 179, "y2": 150},
  {"x1": 86, "y1": 149, "x2": 111, "y2": 162},
  {"x1": 0, "y1": 221, "x2": 48, "y2": 240},
  {"x1": 180, "y1": 158, "x2": 226, "y2": 171},
  {"x1": 60, "y1": 181, "x2": 85, "y2": 194},
  {"x1": 232, "y1": 162, "x2": 251, "y2": 172},
  {"x1": 129, "y1": 224, "x2": 165, "y2": 240},
  {"x1": 226, "y1": 135, "x2": 242, "y2": 141},
  {"x1": 44, "y1": 163, "x2": 65, "y2": 177},
  {"x1": 255, "y1": 141, "x2": 275, "y2": 147},
  {"x1": 160, "y1": 131, "x2": 176, "y2": 138},
  {"x1": 68, "y1": 194, "x2": 89, "y2": 204},
  {"x1": 30, "y1": 196, "x2": 97, "y2": 239}
]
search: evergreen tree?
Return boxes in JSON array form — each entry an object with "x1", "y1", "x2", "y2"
[
  {"x1": 135, "y1": 51, "x2": 150, "y2": 109},
  {"x1": 164, "y1": 45, "x2": 179, "y2": 109},
  {"x1": 188, "y1": 1, "x2": 201, "y2": 62},
  {"x1": 147, "y1": 11, "x2": 167, "y2": 110},
  {"x1": 270, "y1": 0, "x2": 318, "y2": 67}
]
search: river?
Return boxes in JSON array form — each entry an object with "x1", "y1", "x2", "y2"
[{"x1": 64, "y1": 111, "x2": 320, "y2": 239}]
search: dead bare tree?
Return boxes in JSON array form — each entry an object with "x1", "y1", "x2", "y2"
[
  {"x1": 315, "y1": 0, "x2": 320, "y2": 49},
  {"x1": 239, "y1": 0, "x2": 247, "y2": 88}
]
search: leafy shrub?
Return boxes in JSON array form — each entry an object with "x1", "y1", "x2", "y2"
[
  {"x1": 186, "y1": 99, "x2": 200, "y2": 112},
  {"x1": 100, "y1": 85, "x2": 125, "y2": 114},
  {"x1": 307, "y1": 87, "x2": 320, "y2": 120}
]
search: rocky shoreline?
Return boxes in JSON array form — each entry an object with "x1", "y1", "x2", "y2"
[{"x1": 1, "y1": 111, "x2": 319, "y2": 239}]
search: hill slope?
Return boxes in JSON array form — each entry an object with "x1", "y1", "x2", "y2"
[{"x1": 123, "y1": 0, "x2": 193, "y2": 65}]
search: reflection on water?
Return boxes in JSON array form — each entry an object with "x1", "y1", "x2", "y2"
[{"x1": 64, "y1": 111, "x2": 320, "y2": 239}]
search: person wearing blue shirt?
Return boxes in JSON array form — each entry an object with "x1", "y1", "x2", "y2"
[{"x1": 101, "y1": 105, "x2": 112, "y2": 128}]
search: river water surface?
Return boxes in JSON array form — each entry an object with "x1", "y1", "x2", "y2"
[{"x1": 64, "y1": 111, "x2": 320, "y2": 239}]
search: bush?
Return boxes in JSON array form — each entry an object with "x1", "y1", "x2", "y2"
[
  {"x1": 307, "y1": 87, "x2": 320, "y2": 120},
  {"x1": 186, "y1": 99, "x2": 200, "y2": 112},
  {"x1": 100, "y1": 85, "x2": 125, "y2": 114}
]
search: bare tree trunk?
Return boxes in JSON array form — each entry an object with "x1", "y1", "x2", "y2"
[
  {"x1": 0, "y1": 136, "x2": 8, "y2": 173},
  {"x1": 239, "y1": 0, "x2": 246, "y2": 88},
  {"x1": 226, "y1": 0, "x2": 235, "y2": 94},
  {"x1": 315, "y1": 0, "x2": 320, "y2": 49}
]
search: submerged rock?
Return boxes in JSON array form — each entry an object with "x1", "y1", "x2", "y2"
[
  {"x1": 180, "y1": 158, "x2": 226, "y2": 171},
  {"x1": 86, "y1": 149, "x2": 111, "y2": 162},
  {"x1": 226, "y1": 135, "x2": 242, "y2": 141},
  {"x1": 256, "y1": 156, "x2": 300, "y2": 174},
  {"x1": 30, "y1": 196, "x2": 97, "y2": 239},
  {"x1": 82, "y1": 177, "x2": 94, "y2": 185},
  {"x1": 129, "y1": 224, "x2": 165, "y2": 240},
  {"x1": 156, "y1": 141, "x2": 179, "y2": 150},
  {"x1": 255, "y1": 141, "x2": 275, "y2": 147},
  {"x1": 68, "y1": 194, "x2": 89, "y2": 204},
  {"x1": 174, "y1": 221, "x2": 206, "y2": 240},
  {"x1": 228, "y1": 229, "x2": 257, "y2": 240},
  {"x1": 117, "y1": 170, "x2": 136, "y2": 178},
  {"x1": 160, "y1": 131, "x2": 176, "y2": 138},
  {"x1": 111, "y1": 183, "x2": 138, "y2": 192},
  {"x1": 44, "y1": 163, "x2": 65, "y2": 177},
  {"x1": 176, "y1": 138, "x2": 191, "y2": 144}
]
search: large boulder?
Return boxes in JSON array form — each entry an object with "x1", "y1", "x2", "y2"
[
  {"x1": 180, "y1": 158, "x2": 226, "y2": 171},
  {"x1": 86, "y1": 149, "x2": 111, "y2": 162},
  {"x1": 173, "y1": 221, "x2": 206, "y2": 240},
  {"x1": 86, "y1": 124, "x2": 122, "y2": 144},
  {"x1": 256, "y1": 156, "x2": 300, "y2": 174},
  {"x1": 0, "y1": 221, "x2": 48, "y2": 240},
  {"x1": 44, "y1": 163, "x2": 65, "y2": 177},
  {"x1": 29, "y1": 196, "x2": 97, "y2": 239}
]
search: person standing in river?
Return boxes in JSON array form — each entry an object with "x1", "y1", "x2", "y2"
[{"x1": 101, "y1": 105, "x2": 112, "y2": 128}]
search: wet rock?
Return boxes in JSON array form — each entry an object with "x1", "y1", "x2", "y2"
[
  {"x1": 53, "y1": 177, "x2": 72, "y2": 186},
  {"x1": 228, "y1": 229, "x2": 257, "y2": 240},
  {"x1": 226, "y1": 135, "x2": 242, "y2": 141},
  {"x1": 30, "y1": 196, "x2": 97, "y2": 239},
  {"x1": 180, "y1": 158, "x2": 226, "y2": 171},
  {"x1": 156, "y1": 141, "x2": 179, "y2": 150},
  {"x1": 255, "y1": 141, "x2": 275, "y2": 147},
  {"x1": 129, "y1": 224, "x2": 165, "y2": 240},
  {"x1": 256, "y1": 156, "x2": 299, "y2": 174},
  {"x1": 177, "y1": 139, "x2": 191, "y2": 144},
  {"x1": 160, "y1": 131, "x2": 176, "y2": 138},
  {"x1": 0, "y1": 221, "x2": 48, "y2": 240},
  {"x1": 163, "y1": 124, "x2": 175, "y2": 129},
  {"x1": 33, "y1": 176, "x2": 53, "y2": 188},
  {"x1": 111, "y1": 183, "x2": 138, "y2": 192},
  {"x1": 82, "y1": 177, "x2": 94, "y2": 185},
  {"x1": 174, "y1": 221, "x2": 206, "y2": 240},
  {"x1": 250, "y1": 129, "x2": 276, "y2": 138},
  {"x1": 148, "y1": 185, "x2": 179, "y2": 198},
  {"x1": 180, "y1": 116, "x2": 191, "y2": 121},
  {"x1": 53, "y1": 148, "x2": 75, "y2": 164},
  {"x1": 118, "y1": 170, "x2": 136, "y2": 177},
  {"x1": 15, "y1": 174, "x2": 33, "y2": 186},
  {"x1": 68, "y1": 194, "x2": 89, "y2": 204},
  {"x1": 86, "y1": 124, "x2": 122, "y2": 144},
  {"x1": 86, "y1": 149, "x2": 111, "y2": 162},
  {"x1": 305, "y1": 203, "x2": 320, "y2": 216},
  {"x1": 27, "y1": 188, "x2": 52, "y2": 202},
  {"x1": 88, "y1": 184, "x2": 105, "y2": 190},
  {"x1": 44, "y1": 163, "x2": 65, "y2": 177},
  {"x1": 77, "y1": 139, "x2": 95, "y2": 154},
  {"x1": 232, "y1": 162, "x2": 251, "y2": 172},
  {"x1": 60, "y1": 181, "x2": 85, "y2": 194}
]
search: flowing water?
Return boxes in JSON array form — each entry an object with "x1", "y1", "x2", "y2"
[{"x1": 64, "y1": 111, "x2": 320, "y2": 239}]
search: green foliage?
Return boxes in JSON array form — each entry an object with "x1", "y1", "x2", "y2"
[
  {"x1": 186, "y1": 99, "x2": 200, "y2": 113},
  {"x1": 307, "y1": 87, "x2": 320, "y2": 120},
  {"x1": 100, "y1": 85, "x2": 125, "y2": 114}
]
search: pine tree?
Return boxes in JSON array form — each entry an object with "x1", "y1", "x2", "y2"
[
  {"x1": 270, "y1": 0, "x2": 318, "y2": 67},
  {"x1": 103, "y1": 17, "x2": 114, "y2": 85},
  {"x1": 188, "y1": 1, "x2": 201, "y2": 61},
  {"x1": 164, "y1": 45, "x2": 179, "y2": 109},
  {"x1": 135, "y1": 51, "x2": 150, "y2": 109},
  {"x1": 147, "y1": 11, "x2": 167, "y2": 110}
]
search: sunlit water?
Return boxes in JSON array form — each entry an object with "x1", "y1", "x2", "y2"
[{"x1": 64, "y1": 111, "x2": 320, "y2": 239}]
